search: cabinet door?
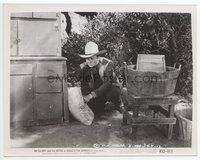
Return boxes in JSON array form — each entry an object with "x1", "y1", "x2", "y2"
[
  {"x1": 18, "y1": 20, "x2": 60, "y2": 56},
  {"x1": 36, "y1": 77, "x2": 62, "y2": 93},
  {"x1": 33, "y1": 12, "x2": 58, "y2": 19},
  {"x1": 36, "y1": 94, "x2": 62, "y2": 121},
  {"x1": 10, "y1": 76, "x2": 34, "y2": 122},
  {"x1": 10, "y1": 20, "x2": 18, "y2": 56}
]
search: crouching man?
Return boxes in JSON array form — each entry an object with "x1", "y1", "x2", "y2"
[{"x1": 78, "y1": 41, "x2": 124, "y2": 116}]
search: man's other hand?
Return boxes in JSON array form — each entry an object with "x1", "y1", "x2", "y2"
[{"x1": 83, "y1": 94, "x2": 93, "y2": 103}]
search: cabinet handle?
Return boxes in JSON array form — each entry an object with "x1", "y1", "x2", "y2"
[
  {"x1": 12, "y1": 38, "x2": 21, "y2": 45},
  {"x1": 16, "y1": 38, "x2": 21, "y2": 43},
  {"x1": 49, "y1": 105, "x2": 54, "y2": 109},
  {"x1": 28, "y1": 87, "x2": 32, "y2": 90},
  {"x1": 55, "y1": 26, "x2": 59, "y2": 31},
  {"x1": 54, "y1": 21, "x2": 59, "y2": 31}
]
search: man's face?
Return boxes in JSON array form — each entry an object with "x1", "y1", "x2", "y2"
[{"x1": 86, "y1": 56, "x2": 99, "y2": 68}]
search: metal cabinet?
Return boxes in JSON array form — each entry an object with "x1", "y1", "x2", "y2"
[
  {"x1": 10, "y1": 57, "x2": 69, "y2": 127},
  {"x1": 10, "y1": 12, "x2": 61, "y2": 56}
]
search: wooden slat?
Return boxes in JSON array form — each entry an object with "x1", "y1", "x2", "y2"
[
  {"x1": 131, "y1": 118, "x2": 176, "y2": 125},
  {"x1": 10, "y1": 56, "x2": 67, "y2": 61},
  {"x1": 36, "y1": 61, "x2": 63, "y2": 76},
  {"x1": 10, "y1": 63, "x2": 33, "y2": 75},
  {"x1": 168, "y1": 104, "x2": 175, "y2": 139},
  {"x1": 149, "y1": 105, "x2": 169, "y2": 117},
  {"x1": 129, "y1": 94, "x2": 179, "y2": 100},
  {"x1": 11, "y1": 12, "x2": 33, "y2": 18},
  {"x1": 33, "y1": 12, "x2": 57, "y2": 19},
  {"x1": 129, "y1": 94, "x2": 178, "y2": 105},
  {"x1": 137, "y1": 54, "x2": 166, "y2": 73},
  {"x1": 131, "y1": 99, "x2": 177, "y2": 105}
]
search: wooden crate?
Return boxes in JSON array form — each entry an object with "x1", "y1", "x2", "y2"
[{"x1": 137, "y1": 54, "x2": 166, "y2": 73}]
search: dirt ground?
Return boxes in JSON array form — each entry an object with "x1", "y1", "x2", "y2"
[{"x1": 10, "y1": 110, "x2": 191, "y2": 148}]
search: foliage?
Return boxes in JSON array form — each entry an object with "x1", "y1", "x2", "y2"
[{"x1": 62, "y1": 12, "x2": 192, "y2": 97}]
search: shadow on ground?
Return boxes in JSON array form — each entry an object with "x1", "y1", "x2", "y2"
[{"x1": 10, "y1": 110, "x2": 190, "y2": 148}]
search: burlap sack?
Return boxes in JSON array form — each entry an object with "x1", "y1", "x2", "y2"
[{"x1": 68, "y1": 86, "x2": 94, "y2": 125}]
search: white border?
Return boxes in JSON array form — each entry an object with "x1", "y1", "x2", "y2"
[{"x1": 2, "y1": 3, "x2": 198, "y2": 157}]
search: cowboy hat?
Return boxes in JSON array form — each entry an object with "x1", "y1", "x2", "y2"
[{"x1": 79, "y1": 41, "x2": 107, "y2": 58}]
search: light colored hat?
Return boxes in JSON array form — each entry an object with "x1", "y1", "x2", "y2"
[{"x1": 79, "y1": 41, "x2": 107, "y2": 58}]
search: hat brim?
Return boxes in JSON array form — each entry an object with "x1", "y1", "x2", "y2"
[{"x1": 79, "y1": 50, "x2": 107, "y2": 58}]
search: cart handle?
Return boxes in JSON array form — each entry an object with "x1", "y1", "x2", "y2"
[{"x1": 174, "y1": 63, "x2": 181, "y2": 70}]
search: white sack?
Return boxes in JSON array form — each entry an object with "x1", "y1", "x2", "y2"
[{"x1": 68, "y1": 86, "x2": 94, "y2": 125}]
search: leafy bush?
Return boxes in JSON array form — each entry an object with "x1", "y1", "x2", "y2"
[{"x1": 62, "y1": 12, "x2": 192, "y2": 97}]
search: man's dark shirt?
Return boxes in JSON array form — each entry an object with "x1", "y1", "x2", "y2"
[{"x1": 80, "y1": 65, "x2": 104, "y2": 96}]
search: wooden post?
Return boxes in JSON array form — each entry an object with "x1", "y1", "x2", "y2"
[
  {"x1": 131, "y1": 105, "x2": 139, "y2": 140},
  {"x1": 167, "y1": 104, "x2": 175, "y2": 139}
]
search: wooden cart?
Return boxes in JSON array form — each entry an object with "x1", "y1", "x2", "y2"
[
  {"x1": 122, "y1": 93, "x2": 178, "y2": 140},
  {"x1": 122, "y1": 61, "x2": 181, "y2": 140}
]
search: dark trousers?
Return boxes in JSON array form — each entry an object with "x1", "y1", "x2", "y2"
[{"x1": 87, "y1": 86, "x2": 121, "y2": 116}]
